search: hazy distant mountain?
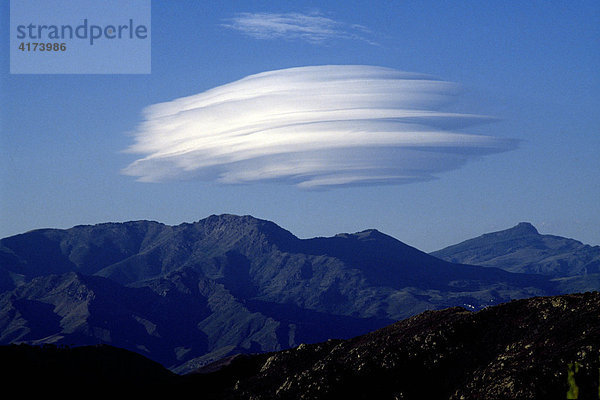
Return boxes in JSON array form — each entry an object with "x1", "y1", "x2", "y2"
[
  {"x1": 0, "y1": 215, "x2": 574, "y2": 372},
  {"x1": 431, "y1": 222, "x2": 600, "y2": 279},
  {"x1": 4, "y1": 292, "x2": 598, "y2": 399}
]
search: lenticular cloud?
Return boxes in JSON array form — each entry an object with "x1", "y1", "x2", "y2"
[{"x1": 122, "y1": 65, "x2": 516, "y2": 189}]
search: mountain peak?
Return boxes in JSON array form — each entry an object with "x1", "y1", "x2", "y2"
[
  {"x1": 189, "y1": 213, "x2": 299, "y2": 248},
  {"x1": 510, "y1": 222, "x2": 539, "y2": 235},
  {"x1": 334, "y1": 229, "x2": 384, "y2": 239}
]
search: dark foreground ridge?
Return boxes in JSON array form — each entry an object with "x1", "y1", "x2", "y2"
[
  {"x1": 3, "y1": 292, "x2": 599, "y2": 399},
  {"x1": 0, "y1": 343, "x2": 176, "y2": 392}
]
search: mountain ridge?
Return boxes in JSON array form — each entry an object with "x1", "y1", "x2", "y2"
[{"x1": 432, "y1": 222, "x2": 600, "y2": 278}]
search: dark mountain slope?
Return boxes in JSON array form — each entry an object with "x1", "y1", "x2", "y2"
[
  {"x1": 5, "y1": 292, "x2": 596, "y2": 399},
  {"x1": 431, "y1": 222, "x2": 600, "y2": 278},
  {"x1": 0, "y1": 343, "x2": 177, "y2": 393},
  {"x1": 0, "y1": 271, "x2": 211, "y2": 367},
  {"x1": 293, "y1": 228, "x2": 545, "y2": 290},
  {"x1": 0, "y1": 268, "x2": 391, "y2": 372},
  {"x1": 191, "y1": 291, "x2": 600, "y2": 400}
]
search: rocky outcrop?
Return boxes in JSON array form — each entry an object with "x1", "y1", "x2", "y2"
[{"x1": 192, "y1": 291, "x2": 600, "y2": 400}]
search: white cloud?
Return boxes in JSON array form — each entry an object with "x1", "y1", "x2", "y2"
[
  {"x1": 122, "y1": 65, "x2": 517, "y2": 189},
  {"x1": 221, "y1": 12, "x2": 378, "y2": 45}
]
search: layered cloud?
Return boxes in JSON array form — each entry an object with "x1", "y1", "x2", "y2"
[
  {"x1": 122, "y1": 65, "x2": 517, "y2": 189},
  {"x1": 221, "y1": 12, "x2": 377, "y2": 45}
]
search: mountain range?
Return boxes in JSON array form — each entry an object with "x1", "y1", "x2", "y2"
[{"x1": 0, "y1": 214, "x2": 597, "y2": 373}]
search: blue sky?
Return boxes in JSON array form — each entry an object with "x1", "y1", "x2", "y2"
[{"x1": 1, "y1": 0, "x2": 599, "y2": 252}]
